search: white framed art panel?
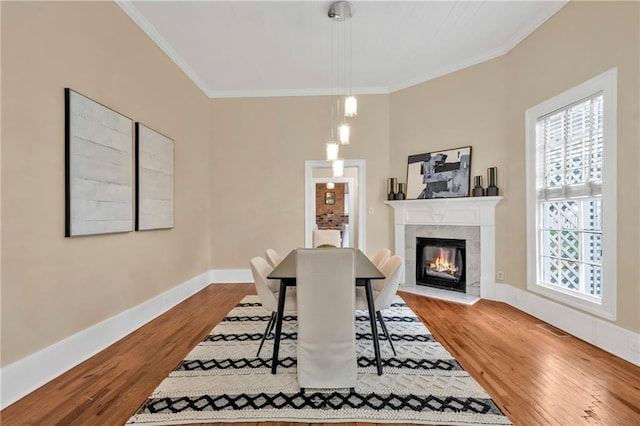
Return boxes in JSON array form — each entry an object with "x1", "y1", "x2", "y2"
[
  {"x1": 135, "y1": 123, "x2": 174, "y2": 231},
  {"x1": 65, "y1": 88, "x2": 134, "y2": 237}
]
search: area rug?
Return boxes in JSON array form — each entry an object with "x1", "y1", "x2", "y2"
[{"x1": 127, "y1": 295, "x2": 511, "y2": 425}]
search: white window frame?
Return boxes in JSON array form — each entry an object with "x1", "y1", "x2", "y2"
[{"x1": 525, "y1": 68, "x2": 617, "y2": 320}]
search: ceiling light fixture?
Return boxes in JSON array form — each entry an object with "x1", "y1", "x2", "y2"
[
  {"x1": 326, "y1": 142, "x2": 339, "y2": 161},
  {"x1": 332, "y1": 158, "x2": 344, "y2": 177},
  {"x1": 327, "y1": 1, "x2": 356, "y2": 176}
]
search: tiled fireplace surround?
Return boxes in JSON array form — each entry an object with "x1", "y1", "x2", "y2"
[{"x1": 385, "y1": 197, "x2": 502, "y2": 302}]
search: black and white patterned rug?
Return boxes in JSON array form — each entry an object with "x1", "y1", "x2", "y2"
[{"x1": 127, "y1": 295, "x2": 511, "y2": 425}]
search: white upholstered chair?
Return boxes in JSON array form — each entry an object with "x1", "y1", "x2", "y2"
[
  {"x1": 370, "y1": 248, "x2": 391, "y2": 268},
  {"x1": 249, "y1": 257, "x2": 297, "y2": 357},
  {"x1": 265, "y1": 249, "x2": 282, "y2": 268},
  {"x1": 356, "y1": 255, "x2": 404, "y2": 356},
  {"x1": 296, "y1": 248, "x2": 357, "y2": 389},
  {"x1": 312, "y1": 229, "x2": 341, "y2": 248}
]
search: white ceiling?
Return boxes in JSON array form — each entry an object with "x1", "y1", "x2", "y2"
[{"x1": 117, "y1": 1, "x2": 567, "y2": 99}]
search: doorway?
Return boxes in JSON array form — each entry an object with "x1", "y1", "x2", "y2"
[
  {"x1": 313, "y1": 178, "x2": 354, "y2": 247},
  {"x1": 304, "y1": 160, "x2": 366, "y2": 249}
]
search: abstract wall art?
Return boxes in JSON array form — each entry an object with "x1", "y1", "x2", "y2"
[
  {"x1": 406, "y1": 146, "x2": 472, "y2": 199},
  {"x1": 65, "y1": 88, "x2": 134, "y2": 237},
  {"x1": 135, "y1": 123, "x2": 174, "y2": 231}
]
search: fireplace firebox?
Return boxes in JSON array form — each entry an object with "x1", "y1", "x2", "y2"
[{"x1": 416, "y1": 237, "x2": 466, "y2": 292}]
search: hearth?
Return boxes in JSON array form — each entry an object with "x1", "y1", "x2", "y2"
[{"x1": 416, "y1": 237, "x2": 466, "y2": 293}]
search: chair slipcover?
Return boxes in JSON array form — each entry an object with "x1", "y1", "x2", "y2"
[
  {"x1": 296, "y1": 248, "x2": 356, "y2": 389},
  {"x1": 312, "y1": 229, "x2": 341, "y2": 248},
  {"x1": 265, "y1": 249, "x2": 282, "y2": 268},
  {"x1": 250, "y1": 257, "x2": 297, "y2": 357},
  {"x1": 355, "y1": 256, "x2": 404, "y2": 355},
  {"x1": 370, "y1": 248, "x2": 391, "y2": 268}
]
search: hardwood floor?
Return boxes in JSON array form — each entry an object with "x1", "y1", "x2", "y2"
[{"x1": 2, "y1": 283, "x2": 639, "y2": 425}]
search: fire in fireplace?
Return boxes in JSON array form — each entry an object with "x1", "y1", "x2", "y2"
[{"x1": 416, "y1": 237, "x2": 466, "y2": 292}]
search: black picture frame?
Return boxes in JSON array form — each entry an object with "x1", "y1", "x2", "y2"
[
  {"x1": 325, "y1": 191, "x2": 335, "y2": 205},
  {"x1": 406, "y1": 146, "x2": 472, "y2": 199}
]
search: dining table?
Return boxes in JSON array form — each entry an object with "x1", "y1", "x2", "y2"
[{"x1": 267, "y1": 248, "x2": 386, "y2": 375}]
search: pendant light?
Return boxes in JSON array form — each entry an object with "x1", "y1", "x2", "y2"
[
  {"x1": 332, "y1": 159, "x2": 344, "y2": 177},
  {"x1": 344, "y1": 96, "x2": 357, "y2": 117},
  {"x1": 339, "y1": 123, "x2": 350, "y2": 144},
  {"x1": 328, "y1": 2, "x2": 356, "y2": 150},
  {"x1": 326, "y1": 142, "x2": 339, "y2": 161}
]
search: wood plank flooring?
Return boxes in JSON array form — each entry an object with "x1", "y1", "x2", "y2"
[{"x1": 2, "y1": 283, "x2": 639, "y2": 425}]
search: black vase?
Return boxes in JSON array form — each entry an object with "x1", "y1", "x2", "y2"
[
  {"x1": 395, "y1": 183, "x2": 406, "y2": 200},
  {"x1": 486, "y1": 167, "x2": 499, "y2": 196},
  {"x1": 472, "y1": 175, "x2": 485, "y2": 197},
  {"x1": 387, "y1": 178, "x2": 397, "y2": 200}
]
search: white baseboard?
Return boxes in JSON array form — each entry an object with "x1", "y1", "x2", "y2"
[
  {"x1": 0, "y1": 270, "x2": 211, "y2": 409},
  {"x1": 496, "y1": 282, "x2": 640, "y2": 367}
]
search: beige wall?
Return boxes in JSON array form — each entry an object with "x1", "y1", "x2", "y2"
[
  {"x1": 1, "y1": 2, "x2": 211, "y2": 365},
  {"x1": 209, "y1": 94, "x2": 390, "y2": 267},
  {"x1": 390, "y1": 1, "x2": 639, "y2": 332}
]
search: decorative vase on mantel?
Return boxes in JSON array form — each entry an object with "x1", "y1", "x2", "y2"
[
  {"x1": 387, "y1": 178, "x2": 397, "y2": 200},
  {"x1": 472, "y1": 175, "x2": 485, "y2": 197},
  {"x1": 395, "y1": 183, "x2": 406, "y2": 200},
  {"x1": 486, "y1": 167, "x2": 499, "y2": 196}
]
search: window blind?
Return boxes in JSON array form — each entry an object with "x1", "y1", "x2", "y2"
[{"x1": 535, "y1": 94, "x2": 604, "y2": 201}]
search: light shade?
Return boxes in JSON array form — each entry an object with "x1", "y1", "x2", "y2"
[
  {"x1": 326, "y1": 182, "x2": 335, "y2": 189},
  {"x1": 339, "y1": 124, "x2": 350, "y2": 144},
  {"x1": 326, "y1": 142, "x2": 339, "y2": 161},
  {"x1": 332, "y1": 159, "x2": 344, "y2": 177},
  {"x1": 344, "y1": 96, "x2": 357, "y2": 117}
]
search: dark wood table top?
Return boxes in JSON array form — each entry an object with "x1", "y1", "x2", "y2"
[{"x1": 268, "y1": 248, "x2": 385, "y2": 280}]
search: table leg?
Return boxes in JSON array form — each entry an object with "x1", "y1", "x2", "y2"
[
  {"x1": 271, "y1": 280, "x2": 287, "y2": 374},
  {"x1": 364, "y1": 279, "x2": 383, "y2": 375}
]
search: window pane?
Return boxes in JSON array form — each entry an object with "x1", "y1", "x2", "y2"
[
  {"x1": 586, "y1": 264, "x2": 602, "y2": 297},
  {"x1": 559, "y1": 230, "x2": 579, "y2": 260},
  {"x1": 584, "y1": 232, "x2": 602, "y2": 263},
  {"x1": 542, "y1": 256, "x2": 558, "y2": 285},
  {"x1": 546, "y1": 145, "x2": 564, "y2": 187},
  {"x1": 560, "y1": 260, "x2": 580, "y2": 291},
  {"x1": 559, "y1": 201, "x2": 578, "y2": 229},
  {"x1": 590, "y1": 97, "x2": 604, "y2": 181},
  {"x1": 583, "y1": 199, "x2": 602, "y2": 231},
  {"x1": 542, "y1": 230, "x2": 558, "y2": 257},
  {"x1": 542, "y1": 202, "x2": 558, "y2": 228}
]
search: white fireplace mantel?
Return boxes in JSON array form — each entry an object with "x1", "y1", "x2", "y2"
[{"x1": 385, "y1": 197, "x2": 503, "y2": 300}]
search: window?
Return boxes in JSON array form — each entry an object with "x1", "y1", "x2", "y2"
[{"x1": 526, "y1": 69, "x2": 617, "y2": 320}]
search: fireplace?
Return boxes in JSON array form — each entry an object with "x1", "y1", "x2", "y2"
[
  {"x1": 416, "y1": 237, "x2": 466, "y2": 292},
  {"x1": 385, "y1": 197, "x2": 502, "y2": 300}
]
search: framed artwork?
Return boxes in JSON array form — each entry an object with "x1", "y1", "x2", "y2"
[
  {"x1": 65, "y1": 88, "x2": 133, "y2": 237},
  {"x1": 325, "y1": 191, "x2": 335, "y2": 205},
  {"x1": 135, "y1": 123, "x2": 175, "y2": 231},
  {"x1": 406, "y1": 146, "x2": 472, "y2": 199}
]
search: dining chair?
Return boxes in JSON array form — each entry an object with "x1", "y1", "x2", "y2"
[
  {"x1": 370, "y1": 248, "x2": 391, "y2": 268},
  {"x1": 296, "y1": 248, "x2": 357, "y2": 389},
  {"x1": 249, "y1": 257, "x2": 297, "y2": 357},
  {"x1": 355, "y1": 255, "x2": 404, "y2": 356},
  {"x1": 265, "y1": 249, "x2": 282, "y2": 268},
  {"x1": 312, "y1": 229, "x2": 341, "y2": 248}
]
